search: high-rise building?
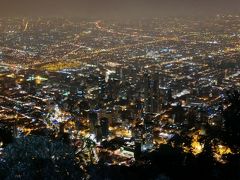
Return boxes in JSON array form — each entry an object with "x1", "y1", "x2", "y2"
[
  {"x1": 172, "y1": 103, "x2": 185, "y2": 123},
  {"x1": 132, "y1": 124, "x2": 144, "y2": 141},
  {"x1": 98, "y1": 75, "x2": 106, "y2": 99},
  {"x1": 143, "y1": 73, "x2": 154, "y2": 113},
  {"x1": 95, "y1": 125, "x2": 102, "y2": 142},
  {"x1": 134, "y1": 141, "x2": 142, "y2": 160},
  {"x1": 152, "y1": 73, "x2": 161, "y2": 113},
  {"x1": 167, "y1": 88, "x2": 173, "y2": 102},
  {"x1": 143, "y1": 73, "x2": 161, "y2": 113},
  {"x1": 144, "y1": 115, "x2": 154, "y2": 149},
  {"x1": 89, "y1": 111, "x2": 98, "y2": 133},
  {"x1": 100, "y1": 117, "x2": 109, "y2": 138}
]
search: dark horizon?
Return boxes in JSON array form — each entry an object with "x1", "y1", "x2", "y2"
[{"x1": 1, "y1": 0, "x2": 240, "y2": 18}]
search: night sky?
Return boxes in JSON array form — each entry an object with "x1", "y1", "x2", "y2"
[{"x1": 1, "y1": 0, "x2": 240, "y2": 18}]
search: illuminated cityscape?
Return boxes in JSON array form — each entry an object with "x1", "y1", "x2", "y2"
[{"x1": 0, "y1": 1, "x2": 240, "y2": 179}]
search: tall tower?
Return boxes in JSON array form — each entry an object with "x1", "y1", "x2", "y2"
[
  {"x1": 89, "y1": 111, "x2": 98, "y2": 133},
  {"x1": 144, "y1": 115, "x2": 154, "y2": 149},
  {"x1": 167, "y1": 88, "x2": 173, "y2": 103},
  {"x1": 143, "y1": 73, "x2": 153, "y2": 113},
  {"x1": 134, "y1": 141, "x2": 142, "y2": 160},
  {"x1": 95, "y1": 125, "x2": 102, "y2": 143},
  {"x1": 100, "y1": 117, "x2": 109, "y2": 138},
  {"x1": 98, "y1": 75, "x2": 106, "y2": 99},
  {"x1": 152, "y1": 73, "x2": 161, "y2": 113}
]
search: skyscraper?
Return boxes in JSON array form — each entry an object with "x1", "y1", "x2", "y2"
[
  {"x1": 98, "y1": 75, "x2": 106, "y2": 99},
  {"x1": 143, "y1": 73, "x2": 152, "y2": 113},
  {"x1": 143, "y1": 73, "x2": 161, "y2": 113},
  {"x1": 89, "y1": 111, "x2": 98, "y2": 133},
  {"x1": 100, "y1": 117, "x2": 109, "y2": 138},
  {"x1": 144, "y1": 114, "x2": 154, "y2": 149},
  {"x1": 95, "y1": 125, "x2": 102, "y2": 143}
]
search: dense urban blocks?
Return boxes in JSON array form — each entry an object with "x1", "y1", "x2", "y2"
[{"x1": 0, "y1": 16, "x2": 240, "y2": 179}]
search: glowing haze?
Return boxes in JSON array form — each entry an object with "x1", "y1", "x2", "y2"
[{"x1": 1, "y1": 0, "x2": 240, "y2": 18}]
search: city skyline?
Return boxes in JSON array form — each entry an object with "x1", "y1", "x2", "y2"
[{"x1": 0, "y1": 1, "x2": 240, "y2": 179}]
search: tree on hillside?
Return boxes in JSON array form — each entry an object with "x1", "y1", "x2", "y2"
[
  {"x1": 0, "y1": 135, "x2": 83, "y2": 180},
  {"x1": 222, "y1": 90, "x2": 240, "y2": 147}
]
